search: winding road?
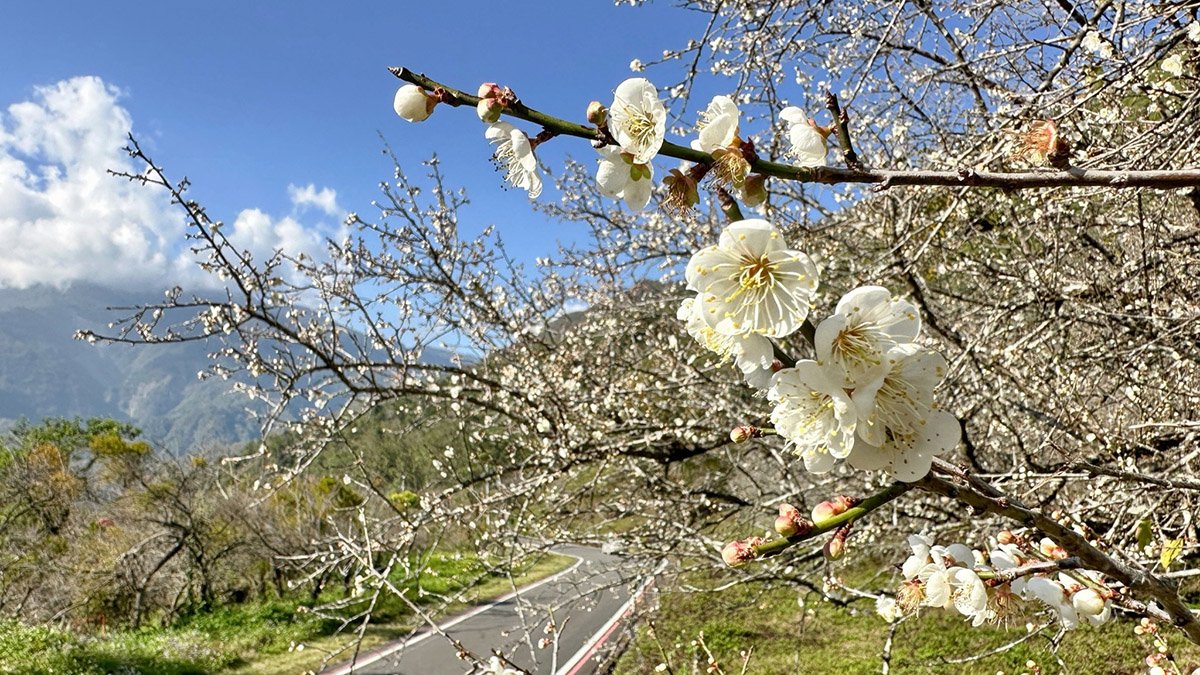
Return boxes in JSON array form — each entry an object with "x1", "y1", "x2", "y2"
[{"x1": 324, "y1": 545, "x2": 653, "y2": 675}]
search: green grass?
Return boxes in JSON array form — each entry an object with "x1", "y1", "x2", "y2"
[
  {"x1": 615, "y1": 571, "x2": 1200, "y2": 675},
  {"x1": 0, "y1": 551, "x2": 575, "y2": 675}
]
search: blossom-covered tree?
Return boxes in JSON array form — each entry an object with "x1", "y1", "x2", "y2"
[{"x1": 89, "y1": 0, "x2": 1200, "y2": 669}]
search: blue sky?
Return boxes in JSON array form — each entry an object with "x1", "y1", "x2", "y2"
[{"x1": 0, "y1": 1, "x2": 708, "y2": 289}]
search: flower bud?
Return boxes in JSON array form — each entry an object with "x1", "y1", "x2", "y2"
[
  {"x1": 830, "y1": 495, "x2": 860, "y2": 512},
  {"x1": 1071, "y1": 588, "x2": 1105, "y2": 617},
  {"x1": 739, "y1": 173, "x2": 767, "y2": 207},
  {"x1": 586, "y1": 101, "x2": 608, "y2": 127},
  {"x1": 774, "y1": 503, "x2": 812, "y2": 537},
  {"x1": 1039, "y1": 537, "x2": 1066, "y2": 560},
  {"x1": 997, "y1": 529, "x2": 1017, "y2": 545},
  {"x1": 729, "y1": 425, "x2": 762, "y2": 443},
  {"x1": 811, "y1": 500, "x2": 837, "y2": 523},
  {"x1": 721, "y1": 537, "x2": 761, "y2": 567},
  {"x1": 823, "y1": 535, "x2": 845, "y2": 560},
  {"x1": 478, "y1": 82, "x2": 503, "y2": 99},
  {"x1": 477, "y1": 97, "x2": 505, "y2": 123},
  {"x1": 823, "y1": 523, "x2": 851, "y2": 560},
  {"x1": 394, "y1": 84, "x2": 436, "y2": 123},
  {"x1": 812, "y1": 495, "x2": 857, "y2": 523}
]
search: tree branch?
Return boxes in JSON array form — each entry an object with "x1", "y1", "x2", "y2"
[
  {"x1": 920, "y1": 461, "x2": 1200, "y2": 645},
  {"x1": 390, "y1": 66, "x2": 1200, "y2": 191}
]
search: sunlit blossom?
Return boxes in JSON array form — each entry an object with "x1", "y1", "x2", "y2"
[
  {"x1": 853, "y1": 343, "x2": 947, "y2": 446},
  {"x1": 768, "y1": 361, "x2": 857, "y2": 472},
  {"x1": 779, "y1": 107, "x2": 829, "y2": 167},
  {"x1": 692, "y1": 95, "x2": 741, "y2": 154},
  {"x1": 685, "y1": 219, "x2": 819, "y2": 337},
  {"x1": 816, "y1": 286, "x2": 921, "y2": 389},
  {"x1": 608, "y1": 78, "x2": 666, "y2": 164},
  {"x1": 678, "y1": 296, "x2": 775, "y2": 389},
  {"x1": 951, "y1": 568, "x2": 992, "y2": 626},
  {"x1": 596, "y1": 146, "x2": 654, "y2": 210},
  {"x1": 485, "y1": 121, "x2": 542, "y2": 198},
  {"x1": 1162, "y1": 54, "x2": 1185, "y2": 77},
  {"x1": 847, "y1": 409, "x2": 960, "y2": 481}
]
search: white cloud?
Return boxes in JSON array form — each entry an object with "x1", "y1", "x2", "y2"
[
  {"x1": 0, "y1": 77, "x2": 175, "y2": 289},
  {"x1": 0, "y1": 76, "x2": 341, "y2": 291},
  {"x1": 225, "y1": 207, "x2": 330, "y2": 266},
  {"x1": 287, "y1": 183, "x2": 341, "y2": 217}
]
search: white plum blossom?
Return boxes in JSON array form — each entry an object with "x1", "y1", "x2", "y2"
[
  {"x1": 902, "y1": 534, "x2": 934, "y2": 579},
  {"x1": 485, "y1": 121, "x2": 542, "y2": 198},
  {"x1": 481, "y1": 656, "x2": 521, "y2": 675},
  {"x1": 768, "y1": 361, "x2": 857, "y2": 472},
  {"x1": 951, "y1": 568, "x2": 992, "y2": 626},
  {"x1": 815, "y1": 286, "x2": 921, "y2": 388},
  {"x1": 847, "y1": 409, "x2": 960, "y2": 481},
  {"x1": 1162, "y1": 54, "x2": 1185, "y2": 77},
  {"x1": 876, "y1": 596, "x2": 903, "y2": 623},
  {"x1": 678, "y1": 296, "x2": 775, "y2": 390},
  {"x1": 596, "y1": 146, "x2": 654, "y2": 210},
  {"x1": 1081, "y1": 31, "x2": 1113, "y2": 58},
  {"x1": 1024, "y1": 576, "x2": 1080, "y2": 629},
  {"x1": 685, "y1": 219, "x2": 819, "y2": 338},
  {"x1": 779, "y1": 107, "x2": 829, "y2": 167},
  {"x1": 608, "y1": 78, "x2": 666, "y2": 164},
  {"x1": 1189, "y1": 21, "x2": 1200, "y2": 42},
  {"x1": 692, "y1": 95, "x2": 740, "y2": 154},
  {"x1": 393, "y1": 84, "x2": 434, "y2": 122},
  {"x1": 679, "y1": 296, "x2": 733, "y2": 356},
  {"x1": 920, "y1": 550, "x2": 958, "y2": 610},
  {"x1": 731, "y1": 333, "x2": 776, "y2": 390},
  {"x1": 853, "y1": 343, "x2": 947, "y2": 446}
]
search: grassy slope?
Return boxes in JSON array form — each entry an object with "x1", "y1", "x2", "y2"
[
  {"x1": 615, "y1": 575, "x2": 1200, "y2": 674},
  {"x1": 0, "y1": 552, "x2": 574, "y2": 675}
]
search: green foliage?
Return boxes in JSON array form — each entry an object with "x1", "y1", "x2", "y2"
[{"x1": 616, "y1": 572, "x2": 1200, "y2": 674}]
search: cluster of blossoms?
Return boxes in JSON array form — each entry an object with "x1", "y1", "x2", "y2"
[
  {"x1": 393, "y1": 77, "x2": 833, "y2": 211},
  {"x1": 682, "y1": 218, "x2": 958, "y2": 482},
  {"x1": 879, "y1": 532, "x2": 1114, "y2": 630}
]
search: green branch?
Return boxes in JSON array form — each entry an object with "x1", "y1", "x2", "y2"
[{"x1": 755, "y1": 481, "x2": 914, "y2": 558}]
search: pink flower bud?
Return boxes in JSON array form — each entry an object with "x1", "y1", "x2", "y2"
[
  {"x1": 824, "y1": 535, "x2": 845, "y2": 560},
  {"x1": 774, "y1": 503, "x2": 812, "y2": 537},
  {"x1": 811, "y1": 500, "x2": 837, "y2": 523},
  {"x1": 830, "y1": 495, "x2": 860, "y2": 512},
  {"x1": 477, "y1": 82, "x2": 503, "y2": 99},
  {"x1": 729, "y1": 425, "x2": 762, "y2": 443},
  {"x1": 477, "y1": 97, "x2": 505, "y2": 123},
  {"x1": 823, "y1": 524, "x2": 852, "y2": 560},
  {"x1": 721, "y1": 537, "x2": 761, "y2": 567},
  {"x1": 997, "y1": 529, "x2": 1017, "y2": 545},
  {"x1": 1039, "y1": 537, "x2": 1066, "y2": 559}
]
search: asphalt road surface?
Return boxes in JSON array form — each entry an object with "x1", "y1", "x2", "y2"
[{"x1": 325, "y1": 545, "x2": 649, "y2": 675}]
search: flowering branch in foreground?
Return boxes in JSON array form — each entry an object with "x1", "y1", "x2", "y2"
[
  {"x1": 389, "y1": 66, "x2": 1200, "y2": 191},
  {"x1": 924, "y1": 460, "x2": 1200, "y2": 645}
]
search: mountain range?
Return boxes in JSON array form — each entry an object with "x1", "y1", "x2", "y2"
[{"x1": 0, "y1": 283, "x2": 457, "y2": 454}]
